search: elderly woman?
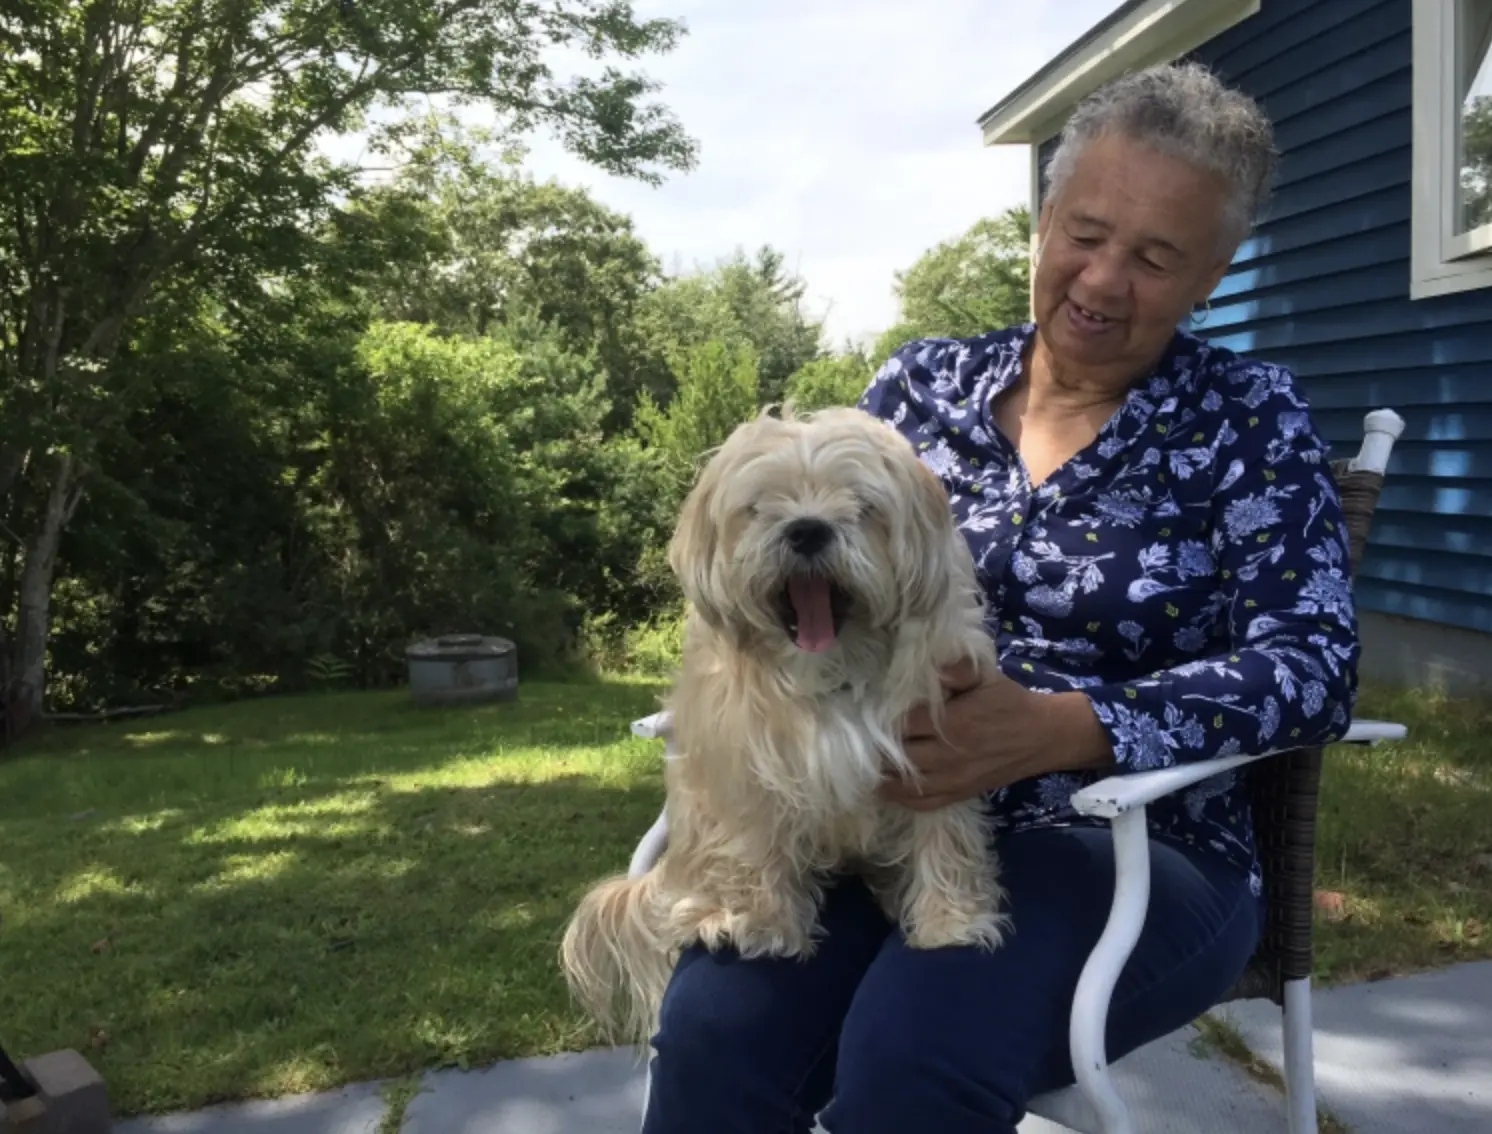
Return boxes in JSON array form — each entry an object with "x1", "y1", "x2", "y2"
[{"x1": 641, "y1": 62, "x2": 1359, "y2": 1134}]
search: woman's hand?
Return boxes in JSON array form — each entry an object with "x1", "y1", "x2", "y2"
[{"x1": 879, "y1": 660, "x2": 1115, "y2": 812}]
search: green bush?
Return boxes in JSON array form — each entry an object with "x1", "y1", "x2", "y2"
[{"x1": 581, "y1": 609, "x2": 685, "y2": 678}]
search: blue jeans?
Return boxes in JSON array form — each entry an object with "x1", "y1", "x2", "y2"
[{"x1": 641, "y1": 824, "x2": 1263, "y2": 1134}]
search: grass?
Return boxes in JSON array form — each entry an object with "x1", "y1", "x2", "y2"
[
  {"x1": 378, "y1": 1074, "x2": 428, "y2": 1133},
  {"x1": 1190, "y1": 1015, "x2": 1353, "y2": 1134},
  {"x1": 0, "y1": 680, "x2": 668, "y2": 1117},
  {"x1": 1313, "y1": 683, "x2": 1492, "y2": 985},
  {"x1": 0, "y1": 677, "x2": 1486, "y2": 1118}
]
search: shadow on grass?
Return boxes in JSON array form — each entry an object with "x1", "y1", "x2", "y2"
[{"x1": 0, "y1": 693, "x2": 671, "y2": 1117}]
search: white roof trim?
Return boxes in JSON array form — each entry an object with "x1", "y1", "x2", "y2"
[{"x1": 977, "y1": 0, "x2": 1261, "y2": 146}]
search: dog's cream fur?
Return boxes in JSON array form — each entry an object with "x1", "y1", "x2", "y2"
[{"x1": 560, "y1": 405, "x2": 1008, "y2": 1048}]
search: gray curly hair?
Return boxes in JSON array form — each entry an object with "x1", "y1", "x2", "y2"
[{"x1": 1043, "y1": 62, "x2": 1279, "y2": 252}]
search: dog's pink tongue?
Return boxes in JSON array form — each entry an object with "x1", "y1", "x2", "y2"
[{"x1": 788, "y1": 574, "x2": 836, "y2": 652}]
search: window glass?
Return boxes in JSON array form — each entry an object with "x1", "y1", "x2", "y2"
[{"x1": 1455, "y1": 0, "x2": 1492, "y2": 233}]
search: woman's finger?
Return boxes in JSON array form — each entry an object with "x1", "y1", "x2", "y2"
[
  {"x1": 901, "y1": 703, "x2": 937, "y2": 739},
  {"x1": 886, "y1": 786, "x2": 959, "y2": 812},
  {"x1": 938, "y1": 657, "x2": 983, "y2": 692}
]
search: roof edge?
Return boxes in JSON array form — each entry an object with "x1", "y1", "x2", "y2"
[{"x1": 976, "y1": 0, "x2": 1261, "y2": 146}]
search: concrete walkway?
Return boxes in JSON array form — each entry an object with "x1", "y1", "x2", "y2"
[
  {"x1": 1219, "y1": 959, "x2": 1492, "y2": 1133},
  {"x1": 114, "y1": 960, "x2": 1492, "y2": 1134}
]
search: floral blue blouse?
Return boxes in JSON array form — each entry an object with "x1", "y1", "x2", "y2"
[{"x1": 859, "y1": 324, "x2": 1361, "y2": 895}]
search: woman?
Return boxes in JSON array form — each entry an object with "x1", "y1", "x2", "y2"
[{"x1": 642, "y1": 62, "x2": 1360, "y2": 1134}]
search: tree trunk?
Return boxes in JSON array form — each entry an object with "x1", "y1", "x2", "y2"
[
  {"x1": 8, "y1": 453, "x2": 83, "y2": 734},
  {"x1": 0, "y1": 619, "x2": 12, "y2": 746},
  {"x1": 0, "y1": 444, "x2": 23, "y2": 504}
]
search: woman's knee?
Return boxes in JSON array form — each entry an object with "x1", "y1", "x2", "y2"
[
  {"x1": 649, "y1": 946, "x2": 773, "y2": 1080},
  {"x1": 821, "y1": 946, "x2": 1034, "y2": 1134},
  {"x1": 827, "y1": 1011, "x2": 1027, "y2": 1134},
  {"x1": 645, "y1": 881, "x2": 892, "y2": 1134},
  {"x1": 644, "y1": 948, "x2": 811, "y2": 1133}
]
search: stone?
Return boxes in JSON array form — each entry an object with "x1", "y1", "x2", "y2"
[
  {"x1": 0, "y1": 1050, "x2": 111, "y2": 1134},
  {"x1": 1312, "y1": 889, "x2": 1349, "y2": 921}
]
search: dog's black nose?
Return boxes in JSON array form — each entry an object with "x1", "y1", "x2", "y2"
[{"x1": 784, "y1": 518, "x2": 834, "y2": 556}]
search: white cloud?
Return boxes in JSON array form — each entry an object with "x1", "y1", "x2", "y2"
[{"x1": 326, "y1": 0, "x2": 1124, "y2": 349}]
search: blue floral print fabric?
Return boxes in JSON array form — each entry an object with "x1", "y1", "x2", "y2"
[{"x1": 859, "y1": 324, "x2": 1361, "y2": 894}]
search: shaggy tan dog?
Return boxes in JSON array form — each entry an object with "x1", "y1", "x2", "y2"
[{"x1": 560, "y1": 405, "x2": 1008, "y2": 1047}]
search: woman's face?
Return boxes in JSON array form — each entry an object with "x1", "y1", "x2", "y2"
[{"x1": 1034, "y1": 132, "x2": 1235, "y2": 380}]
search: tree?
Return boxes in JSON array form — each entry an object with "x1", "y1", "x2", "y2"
[
  {"x1": 347, "y1": 130, "x2": 662, "y2": 419},
  {"x1": 313, "y1": 319, "x2": 594, "y2": 678},
  {"x1": 635, "y1": 338, "x2": 761, "y2": 495},
  {"x1": 0, "y1": 0, "x2": 697, "y2": 729},
  {"x1": 783, "y1": 354, "x2": 873, "y2": 413},
  {"x1": 1461, "y1": 96, "x2": 1492, "y2": 231},
  {"x1": 629, "y1": 337, "x2": 762, "y2": 605},
  {"x1": 634, "y1": 246, "x2": 824, "y2": 409},
  {"x1": 867, "y1": 205, "x2": 1032, "y2": 367}
]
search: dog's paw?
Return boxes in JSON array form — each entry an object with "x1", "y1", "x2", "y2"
[
  {"x1": 687, "y1": 907, "x2": 819, "y2": 960},
  {"x1": 903, "y1": 905, "x2": 1009, "y2": 952}
]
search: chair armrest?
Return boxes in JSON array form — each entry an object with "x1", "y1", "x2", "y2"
[
  {"x1": 628, "y1": 807, "x2": 670, "y2": 879},
  {"x1": 627, "y1": 713, "x2": 674, "y2": 878},
  {"x1": 633, "y1": 713, "x2": 1408, "y2": 817},
  {"x1": 1070, "y1": 717, "x2": 1408, "y2": 820},
  {"x1": 632, "y1": 710, "x2": 674, "y2": 740}
]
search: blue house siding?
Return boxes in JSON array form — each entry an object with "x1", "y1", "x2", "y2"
[
  {"x1": 1189, "y1": 0, "x2": 1492, "y2": 636},
  {"x1": 1033, "y1": 0, "x2": 1492, "y2": 637}
]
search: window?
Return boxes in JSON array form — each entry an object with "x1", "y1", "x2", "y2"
[{"x1": 1411, "y1": 0, "x2": 1492, "y2": 296}]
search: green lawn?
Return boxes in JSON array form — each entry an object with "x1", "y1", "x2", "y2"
[
  {"x1": 1313, "y1": 684, "x2": 1492, "y2": 984},
  {"x1": 0, "y1": 679, "x2": 1486, "y2": 1117},
  {"x1": 0, "y1": 680, "x2": 669, "y2": 1116}
]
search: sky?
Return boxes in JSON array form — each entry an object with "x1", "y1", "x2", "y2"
[{"x1": 326, "y1": 0, "x2": 1125, "y2": 350}]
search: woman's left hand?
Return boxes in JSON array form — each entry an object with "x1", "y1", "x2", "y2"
[{"x1": 880, "y1": 660, "x2": 1114, "y2": 812}]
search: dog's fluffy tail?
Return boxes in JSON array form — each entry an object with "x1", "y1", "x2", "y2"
[{"x1": 560, "y1": 871, "x2": 675, "y2": 1050}]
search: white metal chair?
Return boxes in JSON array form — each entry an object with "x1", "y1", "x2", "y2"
[{"x1": 622, "y1": 409, "x2": 1408, "y2": 1134}]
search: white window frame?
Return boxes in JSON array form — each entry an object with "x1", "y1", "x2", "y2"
[{"x1": 1411, "y1": 0, "x2": 1492, "y2": 297}]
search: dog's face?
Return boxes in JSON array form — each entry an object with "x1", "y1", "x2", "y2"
[{"x1": 668, "y1": 406, "x2": 968, "y2": 654}]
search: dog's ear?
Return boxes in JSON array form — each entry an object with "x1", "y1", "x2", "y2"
[
  {"x1": 897, "y1": 446, "x2": 973, "y2": 622},
  {"x1": 668, "y1": 449, "x2": 732, "y2": 633}
]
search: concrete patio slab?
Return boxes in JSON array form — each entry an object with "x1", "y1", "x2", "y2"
[
  {"x1": 1217, "y1": 959, "x2": 1492, "y2": 1134},
  {"x1": 398, "y1": 1023, "x2": 1289, "y2": 1134},
  {"x1": 1018, "y1": 1019, "x2": 1289, "y2": 1133},
  {"x1": 401, "y1": 1048, "x2": 645, "y2": 1134},
  {"x1": 113, "y1": 1081, "x2": 388, "y2": 1134},
  {"x1": 101, "y1": 960, "x2": 1492, "y2": 1133}
]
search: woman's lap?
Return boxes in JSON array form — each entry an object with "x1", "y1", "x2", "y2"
[{"x1": 642, "y1": 824, "x2": 1263, "y2": 1134}]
